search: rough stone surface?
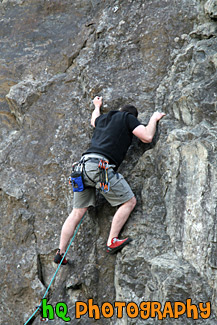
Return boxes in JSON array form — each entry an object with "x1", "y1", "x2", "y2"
[
  {"x1": 204, "y1": 0, "x2": 217, "y2": 19},
  {"x1": 0, "y1": 0, "x2": 216, "y2": 324}
]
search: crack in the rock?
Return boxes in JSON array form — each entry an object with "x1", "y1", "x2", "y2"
[{"x1": 64, "y1": 26, "x2": 96, "y2": 72}]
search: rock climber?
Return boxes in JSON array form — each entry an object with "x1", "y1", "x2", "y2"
[{"x1": 54, "y1": 96, "x2": 165, "y2": 264}]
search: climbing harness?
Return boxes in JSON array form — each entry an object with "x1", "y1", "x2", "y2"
[
  {"x1": 69, "y1": 157, "x2": 112, "y2": 194},
  {"x1": 24, "y1": 213, "x2": 86, "y2": 325},
  {"x1": 98, "y1": 159, "x2": 110, "y2": 193}
]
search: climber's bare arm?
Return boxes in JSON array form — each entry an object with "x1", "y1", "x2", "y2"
[
  {"x1": 91, "y1": 96, "x2": 103, "y2": 127},
  {"x1": 133, "y1": 112, "x2": 166, "y2": 143}
]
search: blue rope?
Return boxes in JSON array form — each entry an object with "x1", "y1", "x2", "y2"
[{"x1": 24, "y1": 213, "x2": 86, "y2": 325}]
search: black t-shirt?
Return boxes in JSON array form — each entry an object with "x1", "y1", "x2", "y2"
[{"x1": 84, "y1": 111, "x2": 141, "y2": 167}]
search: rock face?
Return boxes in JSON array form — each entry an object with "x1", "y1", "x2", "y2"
[{"x1": 0, "y1": 0, "x2": 216, "y2": 324}]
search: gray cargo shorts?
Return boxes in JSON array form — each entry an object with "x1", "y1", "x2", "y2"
[{"x1": 73, "y1": 153, "x2": 134, "y2": 208}]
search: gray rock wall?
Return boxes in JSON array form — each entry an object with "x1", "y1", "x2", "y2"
[{"x1": 0, "y1": 0, "x2": 216, "y2": 324}]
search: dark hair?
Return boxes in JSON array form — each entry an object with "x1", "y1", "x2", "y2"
[{"x1": 120, "y1": 104, "x2": 138, "y2": 118}]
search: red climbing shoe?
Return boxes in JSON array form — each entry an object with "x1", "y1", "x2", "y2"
[
  {"x1": 106, "y1": 237, "x2": 132, "y2": 254},
  {"x1": 54, "y1": 249, "x2": 68, "y2": 265}
]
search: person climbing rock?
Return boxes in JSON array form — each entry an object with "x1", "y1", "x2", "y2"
[{"x1": 54, "y1": 96, "x2": 165, "y2": 264}]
